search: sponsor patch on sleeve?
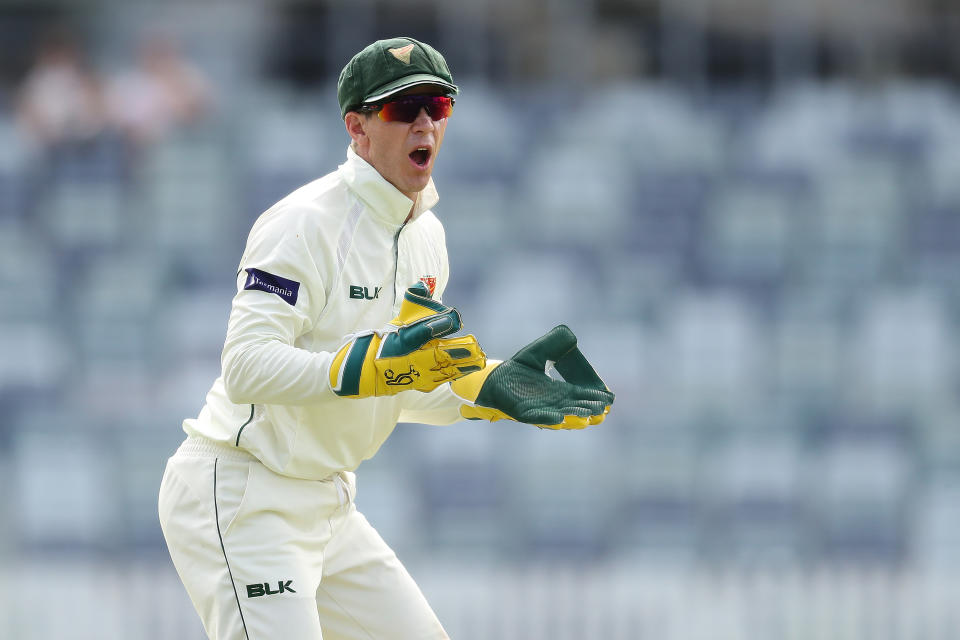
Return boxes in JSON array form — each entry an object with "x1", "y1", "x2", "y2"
[{"x1": 243, "y1": 268, "x2": 300, "y2": 306}]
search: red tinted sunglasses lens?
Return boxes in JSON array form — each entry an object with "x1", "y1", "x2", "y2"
[{"x1": 378, "y1": 96, "x2": 454, "y2": 122}]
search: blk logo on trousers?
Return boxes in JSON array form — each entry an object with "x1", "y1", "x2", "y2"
[{"x1": 247, "y1": 581, "x2": 296, "y2": 597}]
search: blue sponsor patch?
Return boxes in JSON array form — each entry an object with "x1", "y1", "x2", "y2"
[{"x1": 243, "y1": 268, "x2": 300, "y2": 306}]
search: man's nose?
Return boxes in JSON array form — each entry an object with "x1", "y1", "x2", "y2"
[{"x1": 412, "y1": 108, "x2": 435, "y2": 131}]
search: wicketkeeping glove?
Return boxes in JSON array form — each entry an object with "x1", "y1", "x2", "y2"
[
  {"x1": 329, "y1": 282, "x2": 486, "y2": 397},
  {"x1": 450, "y1": 325, "x2": 614, "y2": 430}
]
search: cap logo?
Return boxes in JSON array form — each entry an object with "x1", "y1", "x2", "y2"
[{"x1": 388, "y1": 44, "x2": 414, "y2": 64}]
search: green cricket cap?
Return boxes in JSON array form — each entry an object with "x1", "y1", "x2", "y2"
[{"x1": 337, "y1": 37, "x2": 458, "y2": 119}]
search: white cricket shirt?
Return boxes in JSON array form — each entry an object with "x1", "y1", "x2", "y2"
[{"x1": 182, "y1": 147, "x2": 465, "y2": 480}]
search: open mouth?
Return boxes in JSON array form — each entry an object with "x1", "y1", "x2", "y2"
[{"x1": 409, "y1": 147, "x2": 431, "y2": 168}]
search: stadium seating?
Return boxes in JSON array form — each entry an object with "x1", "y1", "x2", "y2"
[{"x1": 4, "y1": 79, "x2": 960, "y2": 572}]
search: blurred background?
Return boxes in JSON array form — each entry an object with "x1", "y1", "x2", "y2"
[{"x1": 1, "y1": 0, "x2": 960, "y2": 637}]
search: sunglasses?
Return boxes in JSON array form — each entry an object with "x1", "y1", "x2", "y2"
[{"x1": 361, "y1": 95, "x2": 455, "y2": 123}]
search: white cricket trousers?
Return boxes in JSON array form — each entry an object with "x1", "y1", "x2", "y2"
[{"x1": 158, "y1": 436, "x2": 448, "y2": 640}]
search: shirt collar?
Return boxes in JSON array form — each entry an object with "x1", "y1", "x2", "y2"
[{"x1": 338, "y1": 146, "x2": 439, "y2": 226}]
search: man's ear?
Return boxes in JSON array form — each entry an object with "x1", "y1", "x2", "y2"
[{"x1": 344, "y1": 112, "x2": 368, "y2": 150}]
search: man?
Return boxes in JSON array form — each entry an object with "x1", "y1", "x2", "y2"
[{"x1": 158, "y1": 36, "x2": 614, "y2": 639}]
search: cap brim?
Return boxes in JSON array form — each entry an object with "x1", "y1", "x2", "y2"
[{"x1": 364, "y1": 74, "x2": 458, "y2": 104}]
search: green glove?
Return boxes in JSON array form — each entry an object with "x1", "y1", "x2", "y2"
[{"x1": 450, "y1": 325, "x2": 614, "y2": 429}]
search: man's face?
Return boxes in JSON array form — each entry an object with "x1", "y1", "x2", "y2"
[{"x1": 345, "y1": 86, "x2": 450, "y2": 201}]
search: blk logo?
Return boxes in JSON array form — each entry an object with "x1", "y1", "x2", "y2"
[
  {"x1": 246, "y1": 580, "x2": 296, "y2": 598},
  {"x1": 349, "y1": 285, "x2": 381, "y2": 300}
]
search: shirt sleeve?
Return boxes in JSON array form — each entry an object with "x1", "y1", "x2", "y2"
[
  {"x1": 397, "y1": 383, "x2": 464, "y2": 425},
  {"x1": 220, "y1": 205, "x2": 336, "y2": 405}
]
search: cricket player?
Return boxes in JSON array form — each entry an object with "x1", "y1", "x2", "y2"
[{"x1": 158, "y1": 36, "x2": 615, "y2": 639}]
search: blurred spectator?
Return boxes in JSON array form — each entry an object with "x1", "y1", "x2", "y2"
[
  {"x1": 107, "y1": 32, "x2": 213, "y2": 147},
  {"x1": 15, "y1": 27, "x2": 110, "y2": 152}
]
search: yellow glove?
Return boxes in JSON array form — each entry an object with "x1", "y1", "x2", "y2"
[
  {"x1": 451, "y1": 325, "x2": 614, "y2": 429},
  {"x1": 329, "y1": 282, "x2": 486, "y2": 397}
]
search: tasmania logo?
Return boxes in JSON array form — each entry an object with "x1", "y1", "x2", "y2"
[{"x1": 419, "y1": 276, "x2": 437, "y2": 296}]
